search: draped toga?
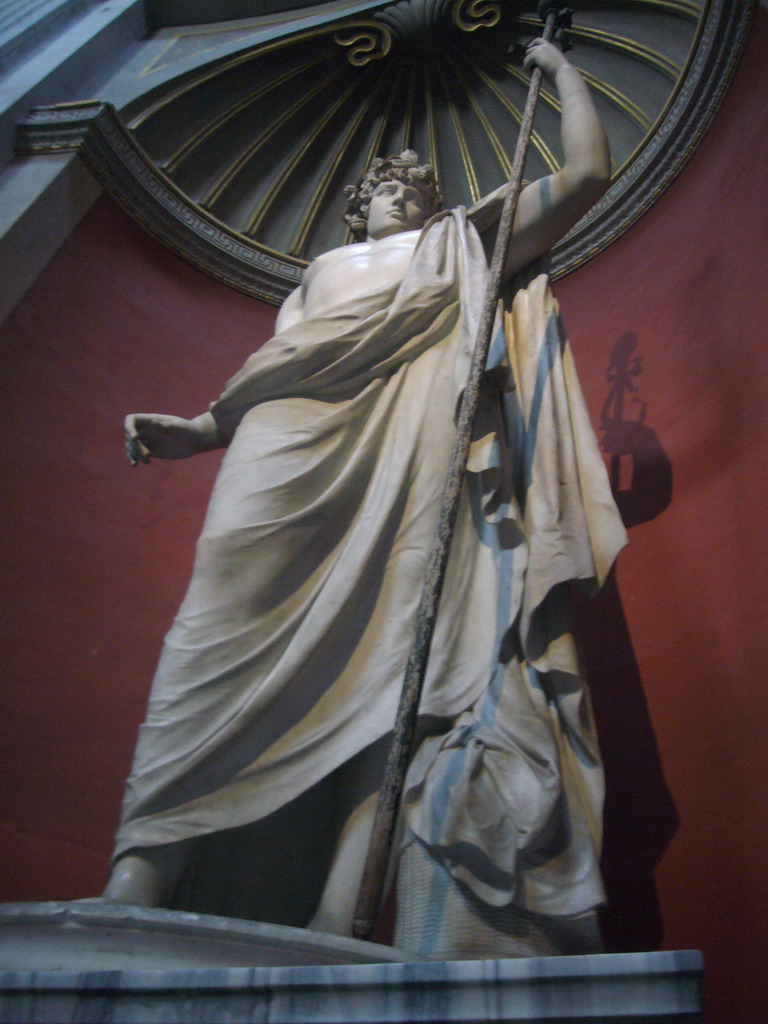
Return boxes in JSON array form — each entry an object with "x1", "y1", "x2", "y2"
[{"x1": 114, "y1": 208, "x2": 626, "y2": 951}]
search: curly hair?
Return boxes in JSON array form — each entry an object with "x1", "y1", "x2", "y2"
[{"x1": 342, "y1": 150, "x2": 443, "y2": 241}]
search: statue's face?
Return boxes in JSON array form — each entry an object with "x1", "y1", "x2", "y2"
[{"x1": 366, "y1": 180, "x2": 430, "y2": 240}]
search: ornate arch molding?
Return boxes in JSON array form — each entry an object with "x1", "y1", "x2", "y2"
[
  {"x1": 16, "y1": 0, "x2": 755, "y2": 303},
  {"x1": 17, "y1": 101, "x2": 305, "y2": 302}
]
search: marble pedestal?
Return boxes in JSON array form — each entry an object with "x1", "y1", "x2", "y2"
[
  {"x1": 0, "y1": 903, "x2": 703, "y2": 1023},
  {"x1": 0, "y1": 901, "x2": 411, "y2": 970}
]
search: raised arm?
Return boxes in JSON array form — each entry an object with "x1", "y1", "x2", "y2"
[{"x1": 469, "y1": 39, "x2": 610, "y2": 281}]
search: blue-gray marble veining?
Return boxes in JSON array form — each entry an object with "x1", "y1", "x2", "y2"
[{"x1": 0, "y1": 950, "x2": 704, "y2": 1023}]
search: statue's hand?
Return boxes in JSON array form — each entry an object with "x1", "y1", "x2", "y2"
[
  {"x1": 523, "y1": 38, "x2": 567, "y2": 80},
  {"x1": 125, "y1": 413, "x2": 216, "y2": 466}
]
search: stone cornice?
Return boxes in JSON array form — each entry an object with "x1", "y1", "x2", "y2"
[{"x1": 16, "y1": 101, "x2": 304, "y2": 303}]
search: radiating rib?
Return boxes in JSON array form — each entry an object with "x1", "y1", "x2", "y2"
[
  {"x1": 571, "y1": 26, "x2": 681, "y2": 79},
  {"x1": 245, "y1": 75, "x2": 366, "y2": 237},
  {"x1": 365, "y1": 63, "x2": 408, "y2": 168},
  {"x1": 139, "y1": 24, "x2": 274, "y2": 80},
  {"x1": 400, "y1": 63, "x2": 416, "y2": 153},
  {"x1": 137, "y1": 3, "x2": 344, "y2": 80},
  {"x1": 341, "y1": 61, "x2": 407, "y2": 246},
  {"x1": 437, "y1": 67, "x2": 482, "y2": 205},
  {"x1": 447, "y1": 53, "x2": 511, "y2": 178},
  {"x1": 517, "y1": 15, "x2": 681, "y2": 80},
  {"x1": 495, "y1": 56, "x2": 651, "y2": 136},
  {"x1": 423, "y1": 65, "x2": 440, "y2": 185},
  {"x1": 163, "y1": 52, "x2": 333, "y2": 175},
  {"x1": 579, "y1": 68, "x2": 652, "y2": 132},
  {"x1": 469, "y1": 62, "x2": 560, "y2": 173},
  {"x1": 629, "y1": 0, "x2": 702, "y2": 19},
  {"x1": 290, "y1": 68, "x2": 394, "y2": 256},
  {"x1": 128, "y1": 27, "x2": 342, "y2": 130},
  {"x1": 202, "y1": 67, "x2": 347, "y2": 210}
]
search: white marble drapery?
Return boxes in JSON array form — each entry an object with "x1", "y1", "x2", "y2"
[{"x1": 114, "y1": 209, "x2": 625, "y2": 940}]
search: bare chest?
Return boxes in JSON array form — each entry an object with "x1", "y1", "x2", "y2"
[{"x1": 303, "y1": 233, "x2": 419, "y2": 318}]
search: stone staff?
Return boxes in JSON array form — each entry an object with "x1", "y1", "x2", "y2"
[{"x1": 353, "y1": 0, "x2": 576, "y2": 942}]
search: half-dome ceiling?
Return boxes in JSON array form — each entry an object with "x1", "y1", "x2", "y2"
[
  {"x1": 16, "y1": 0, "x2": 752, "y2": 301},
  {"x1": 121, "y1": 0, "x2": 707, "y2": 264}
]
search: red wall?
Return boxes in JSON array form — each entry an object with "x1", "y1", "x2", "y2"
[
  {"x1": 0, "y1": 199, "x2": 277, "y2": 899},
  {"x1": 559, "y1": 10, "x2": 768, "y2": 1020},
  {"x1": 1, "y1": 11, "x2": 767, "y2": 1022}
]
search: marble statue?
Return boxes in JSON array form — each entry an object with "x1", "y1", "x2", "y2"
[{"x1": 102, "y1": 39, "x2": 626, "y2": 958}]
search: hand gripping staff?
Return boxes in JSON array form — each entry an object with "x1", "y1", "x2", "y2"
[{"x1": 352, "y1": 0, "x2": 575, "y2": 942}]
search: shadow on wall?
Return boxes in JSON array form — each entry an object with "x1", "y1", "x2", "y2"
[
  {"x1": 575, "y1": 331, "x2": 678, "y2": 952},
  {"x1": 599, "y1": 332, "x2": 673, "y2": 528}
]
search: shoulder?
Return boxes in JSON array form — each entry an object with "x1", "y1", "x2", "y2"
[
  {"x1": 306, "y1": 240, "x2": 370, "y2": 278},
  {"x1": 319, "y1": 240, "x2": 371, "y2": 262}
]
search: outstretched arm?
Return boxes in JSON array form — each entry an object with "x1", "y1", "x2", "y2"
[
  {"x1": 125, "y1": 411, "x2": 224, "y2": 466},
  {"x1": 125, "y1": 286, "x2": 307, "y2": 467},
  {"x1": 469, "y1": 39, "x2": 610, "y2": 280}
]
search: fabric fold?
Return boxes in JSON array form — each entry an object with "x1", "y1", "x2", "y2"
[
  {"x1": 115, "y1": 209, "x2": 625, "y2": 934},
  {"x1": 401, "y1": 265, "x2": 626, "y2": 920}
]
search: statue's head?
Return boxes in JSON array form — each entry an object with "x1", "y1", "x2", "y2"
[{"x1": 343, "y1": 150, "x2": 443, "y2": 241}]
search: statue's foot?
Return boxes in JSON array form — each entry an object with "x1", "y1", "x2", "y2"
[{"x1": 102, "y1": 848, "x2": 186, "y2": 908}]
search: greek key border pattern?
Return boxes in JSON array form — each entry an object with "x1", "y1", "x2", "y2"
[{"x1": 16, "y1": 103, "x2": 303, "y2": 304}]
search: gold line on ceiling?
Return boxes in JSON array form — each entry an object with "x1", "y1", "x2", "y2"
[
  {"x1": 290, "y1": 68, "x2": 394, "y2": 256},
  {"x1": 578, "y1": 69, "x2": 652, "y2": 132},
  {"x1": 470, "y1": 59, "x2": 560, "y2": 173},
  {"x1": 448, "y1": 52, "x2": 512, "y2": 178},
  {"x1": 202, "y1": 66, "x2": 348, "y2": 209},
  {"x1": 138, "y1": 1, "x2": 370, "y2": 77},
  {"x1": 517, "y1": 15, "x2": 681, "y2": 80},
  {"x1": 162, "y1": 51, "x2": 334, "y2": 175},
  {"x1": 572, "y1": 26, "x2": 680, "y2": 79},
  {"x1": 400, "y1": 62, "x2": 417, "y2": 153},
  {"x1": 140, "y1": 27, "x2": 264, "y2": 79},
  {"x1": 595, "y1": 0, "x2": 705, "y2": 186},
  {"x1": 498, "y1": 58, "x2": 651, "y2": 135},
  {"x1": 245, "y1": 75, "x2": 367, "y2": 237},
  {"x1": 423, "y1": 65, "x2": 440, "y2": 186},
  {"x1": 437, "y1": 66, "x2": 482, "y2": 205},
  {"x1": 129, "y1": 24, "x2": 375, "y2": 130},
  {"x1": 491, "y1": 45, "x2": 648, "y2": 135},
  {"x1": 365, "y1": 60, "x2": 408, "y2": 167},
  {"x1": 633, "y1": 0, "x2": 701, "y2": 19},
  {"x1": 342, "y1": 60, "x2": 409, "y2": 246}
]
